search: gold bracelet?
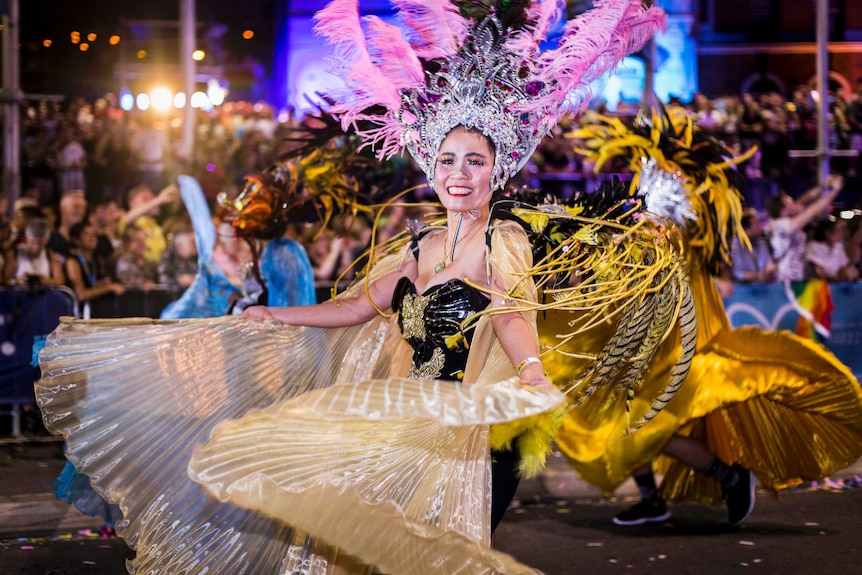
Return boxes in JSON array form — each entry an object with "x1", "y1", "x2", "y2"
[{"x1": 517, "y1": 356, "x2": 542, "y2": 375}]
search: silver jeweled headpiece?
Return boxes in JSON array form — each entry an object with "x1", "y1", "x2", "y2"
[
  {"x1": 314, "y1": 0, "x2": 665, "y2": 191},
  {"x1": 399, "y1": 13, "x2": 552, "y2": 191}
]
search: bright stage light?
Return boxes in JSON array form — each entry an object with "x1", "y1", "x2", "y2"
[
  {"x1": 192, "y1": 50, "x2": 206, "y2": 62},
  {"x1": 173, "y1": 92, "x2": 187, "y2": 109},
  {"x1": 190, "y1": 91, "x2": 212, "y2": 111},
  {"x1": 120, "y1": 92, "x2": 134, "y2": 111},
  {"x1": 151, "y1": 88, "x2": 173, "y2": 111},
  {"x1": 207, "y1": 79, "x2": 226, "y2": 107},
  {"x1": 136, "y1": 93, "x2": 151, "y2": 111}
]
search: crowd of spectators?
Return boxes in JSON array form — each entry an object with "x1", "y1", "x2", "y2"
[
  {"x1": 1, "y1": 88, "x2": 861, "y2": 314},
  {"x1": 530, "y1": 88, "x2": 862, "y2": 181}
]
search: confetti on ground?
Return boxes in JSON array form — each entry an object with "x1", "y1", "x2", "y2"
[
  {"x1": 83, "y1": 560, "x2": 96, "y2": 565},
  {"x1": 753, "y1": 559, "x2": 763, "y2": 563},
  {"x1": 608, "y1": 558, "x2": 618, "y2": 563},
  {"x1": 586, "y1": 542, "x2": 603, "y2": 547},
  {"x1": 805, "y1": 522, "x2": 819, "y2": 526},
  {"x1": 19, "y1": 545, "x2": 34, "y2": 550},
  {"x1": 658, "y1": 555, "x2": 667, "y2": 560},
  {"x1": 739, "y1": 540, "x2": 755, "y2": 546}
]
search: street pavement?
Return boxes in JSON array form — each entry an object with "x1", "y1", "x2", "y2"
[{"x1": 2, "y1": 438, "x2": 862, "y2": 575}]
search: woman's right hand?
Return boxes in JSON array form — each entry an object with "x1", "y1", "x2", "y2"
[{"x1": 242, "y1": 305, "x2": 274, "y2": 320}]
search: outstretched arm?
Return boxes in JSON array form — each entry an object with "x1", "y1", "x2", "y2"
[
  {"x1": 243, "y1": 260, "x2": 413, "y2": 328},
  {"x1": 122, "y1": 184, "x2": 178, "y2": 227},
  {"x1": 787, "y1": 174, "x2": 843, "y2": 234}
]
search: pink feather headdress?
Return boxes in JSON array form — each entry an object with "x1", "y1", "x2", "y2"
[{"x1": 314, "y1": 0, "x2": 665, "y2": 190}]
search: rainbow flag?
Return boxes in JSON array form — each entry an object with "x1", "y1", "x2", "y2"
[{"x1": 790, "y1": 279, "x2": 833, "y2": 342}]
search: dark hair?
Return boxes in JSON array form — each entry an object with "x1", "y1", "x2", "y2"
[
  {"x1": 811, "y1": 218, "x2": 837, "y2": 243},
  {"x1": 19, "y1": 205, "x2": 43, "y2": 221},
  {"x1": 765, "y1": 195, "x2": 786, "y2": 219},
  {"x1": 68, "y1": 221, "x2": 92, "y2": 243}
]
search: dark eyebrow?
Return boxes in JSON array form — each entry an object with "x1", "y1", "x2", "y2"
[{"x1": 438, "y1": 151, "x2": 488, "y2": 159}]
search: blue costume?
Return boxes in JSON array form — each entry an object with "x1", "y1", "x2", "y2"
[{"x1": 160, "y1": 176, "x2": 241, "y2": 319}]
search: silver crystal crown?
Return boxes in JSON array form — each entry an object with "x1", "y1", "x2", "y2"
[{"x1": 399, "y1": 13, "x2": 554, "y2": 191}]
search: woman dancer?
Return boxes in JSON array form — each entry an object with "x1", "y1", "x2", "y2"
[
  {"x1": 35, "y1": 2, "x2": 666, "y2": 573},
  {"x1": 551, "y1": 106, "x2": 862, "y2": 526}
]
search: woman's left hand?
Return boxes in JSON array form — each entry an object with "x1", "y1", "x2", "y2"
[{"x1": 519, "y1": 362, "x2": 553, "y2": 390}]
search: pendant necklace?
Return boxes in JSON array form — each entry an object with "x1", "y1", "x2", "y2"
[{"x1": 435, "y1": 210, "x2": 480, "y2": 274}]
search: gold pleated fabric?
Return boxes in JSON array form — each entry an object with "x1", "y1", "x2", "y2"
[
  {"x1": 35, "y1": 222, "x2": 562, "y2": 574},
  {"x1": 550, "y1": 270, "x2": 862, "y2": 503}
]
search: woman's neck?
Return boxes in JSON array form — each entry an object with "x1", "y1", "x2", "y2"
[{"x1": 445, "y1": 209, "x2": 488, "y2": 233}]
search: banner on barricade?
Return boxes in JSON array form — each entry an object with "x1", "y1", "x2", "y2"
[
  {"x1": 724, "y1": 281, "x2": 862, "y2": 380},
  {"x1": 0, "y1": 287, "x2": 77, "y2": 403}
]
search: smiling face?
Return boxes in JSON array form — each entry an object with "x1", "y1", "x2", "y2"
[{"x1": 433, "y1": 126, "x2": 495, "y2": 215}]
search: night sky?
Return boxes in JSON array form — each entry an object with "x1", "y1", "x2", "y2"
[{"x1": 17, "y1": 0, "x2": 278, "y2": 98}]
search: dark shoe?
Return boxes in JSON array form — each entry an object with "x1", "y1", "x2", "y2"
[
  {"x1": 613, "y1": 498, "x2": 671, "y2": 526},
  {"x1": 725, "y1": 465, "x2": 756, "y2": 526}
]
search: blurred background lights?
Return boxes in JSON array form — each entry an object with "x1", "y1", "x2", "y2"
[
  {"x1": 70, "y1": 31, "x2": 80, "y2": 44},
  {"x1": 173, "y1": 92, "x2": 187, "y2": 109},
  {"x1": 119, "y1": 91, "x2": 134, "y2": 111},
  {"x1": 135, "y1": 92, "x2": 151, "y2": 111},
  {"x1": 150, "y1": 87, "x2": 173, "y2": 111},
  {"x1": 79, "y1": 43, "x2": 89, "y2": 52},
  {"x1": 137, "y1": 50, "x2": 147, "y2": 59},
  {"x1": 109, "y1": 35, "x2": 120, "y2": 45},
  {"x1": 190, "y1": 91, "x2": 212, "y2": 110},
  {"x1": 242, "y1": 29, "x2": 254, "y2": 40},
  {"x1": 207, "y1": 79, "x2": 226, "y2": 106},
  {"x1": 87, "y1": 33, "x2": 97, "y2": 42},
  {"x1": 42, "y1": 39, "x2": 52, "y2": 48},
  {"x1": 192, "y1": 49, "x2": 205, "y2": 62}
]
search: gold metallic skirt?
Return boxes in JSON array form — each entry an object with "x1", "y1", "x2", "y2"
[{"x1": 545, "y1": 271, "x2": 862, "y2": 503}]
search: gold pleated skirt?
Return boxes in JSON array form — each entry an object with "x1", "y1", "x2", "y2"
[{"x1": 546, "y1": 271, "x2": 862, "y2": 503}]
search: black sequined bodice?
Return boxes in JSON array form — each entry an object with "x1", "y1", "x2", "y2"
[{"x1": 392, "y1": 277, "x2": 490, "y2": 381}]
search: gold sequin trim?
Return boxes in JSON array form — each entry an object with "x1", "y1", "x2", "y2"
[
  {"x1": 400, "y1": 292, "x2": 430, "y2": 341},
  {"x1": 407, "y1": 347, "x2": 445, "y2": 380}
]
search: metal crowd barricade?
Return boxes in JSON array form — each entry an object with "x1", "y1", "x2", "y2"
[
  {"x1": 0, "y1": 285, "x2": 78, "y2": 437},
  {"x1": 82, "y1": 287, "x2": 179, "y2": 320}
]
